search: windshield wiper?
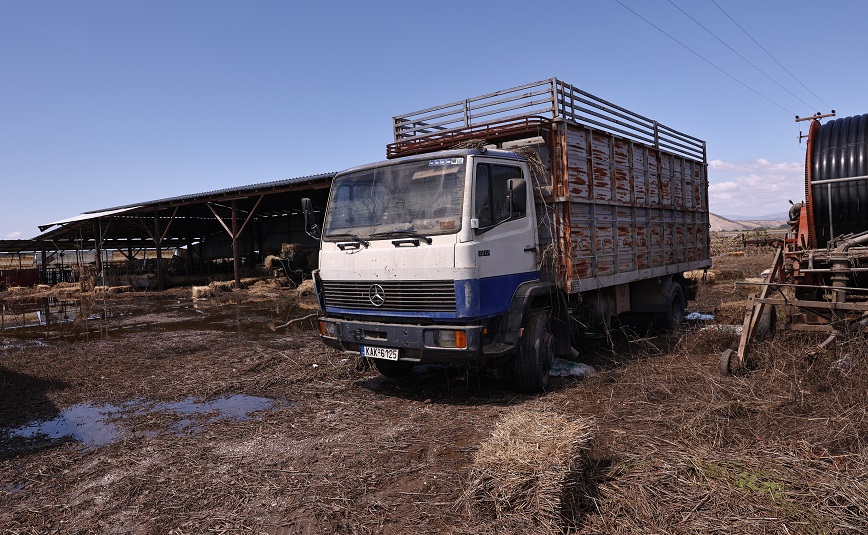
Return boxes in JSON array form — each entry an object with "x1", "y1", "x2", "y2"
[
  {"x1": 370, "y1": 230, "x2": 432, "y2": 244},
  {"x1": 328, "y1": 233, "x2": 370, "y2": 247}
]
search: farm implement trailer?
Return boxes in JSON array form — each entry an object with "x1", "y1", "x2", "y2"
[
  {"x1": 721, "y1": 241, "x2": 868, "y2": 374},
  {"x1": 721, "y1": 111, "x2": 868, "y2": 374}
]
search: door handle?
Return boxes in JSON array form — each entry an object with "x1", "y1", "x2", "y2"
[{"x1": 524, "y1": 245, "x2": 537, "y2": 252}]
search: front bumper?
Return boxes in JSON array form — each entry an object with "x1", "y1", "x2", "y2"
[{"x1": 318, "y1": 317, "x2": 485, "y2": 363}]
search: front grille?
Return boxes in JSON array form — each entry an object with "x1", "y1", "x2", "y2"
[{"x1": 322, "y1": 280, "x2": 456, "y2": 312}]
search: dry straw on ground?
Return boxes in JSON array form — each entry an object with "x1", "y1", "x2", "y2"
[{"x1": 460, "y1": 408, "x2": 595, "y2": 533}]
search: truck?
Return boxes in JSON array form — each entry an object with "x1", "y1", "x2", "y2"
[{"x1": 304, "y1": 78, "x2": 710, "y2": 392}]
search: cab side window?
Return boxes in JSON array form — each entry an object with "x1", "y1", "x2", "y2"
[{"x1": 474, "y1": 163, "x2": 525, "y2": 228}]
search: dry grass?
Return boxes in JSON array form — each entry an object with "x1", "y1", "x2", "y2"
[
  {"x1": 567, "y1": 326, "x2": 868, "y2": 534},
  {"x1": 2, "y1": 254, "x2": 867, "y2": 533},
  {"x1": 461, "y1": 408, "x2": 595, "y2": 533}
]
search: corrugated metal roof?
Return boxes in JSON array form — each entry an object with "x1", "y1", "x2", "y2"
[
  {"x1": 83, "y1": 172, "x2": 336, "y2": 214},
  {"x1": 39, "y1": 206, "x2": 143, "y2": 230},
  {"x1": 35, "y1": 172, "x2": 336, "y2": 234}
]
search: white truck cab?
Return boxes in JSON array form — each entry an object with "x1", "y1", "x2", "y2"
[{"x1": 314, "y1": 149, "x2": 542, "y2": 379}]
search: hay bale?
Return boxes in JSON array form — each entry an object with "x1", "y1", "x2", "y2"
[
  {"x1": 36, "y1": 284, "x2": 51, "y2": 292},
  {"x1": 715, "y1": 268, "x2": 746, "y2": 281},
  {"x1": 249, "y1": 279, "x2": 281, "y2": 296},
  {"x1": 208, "y1": 281, "x2": 235, "y2": 293},
  {"x1": 94, "y1": 285, "x2": 133, "y2": 294},
  {"x1": 5, "y1": 286, "x2": 29, "y2": 294},
  {"x1": 461, "y1": 408, "x2": 595, "y2": 532},
  {"x1": 715, "y1": 300, "x2": 750, "y2": 325},
  {"x1": 684, "y1": 269, "x2": 717, "y2": 284},
  {"x1": 296, "y1": 279, "x2": 315, "y2": 298},
  {"x1": 192, "y1": 286, "x2": 212, "y2": 299}
]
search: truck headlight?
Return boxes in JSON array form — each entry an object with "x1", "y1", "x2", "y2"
[
  {"x1": 433, "y1": 329, "x2": 467, "y2": 348},
  {"x1": 319, "y1": 320, "x2": 338, "y2": 339}
]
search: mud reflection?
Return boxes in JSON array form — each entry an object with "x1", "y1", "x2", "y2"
[
  {"x1": 0, "y1": 293, "x2": 312, "y2": 343},
  {"x1": 0, "y1": 298, "x2": 81, "y2": 329},
  {"x1": 3, "y1": 394, "x2": 283, "y2": 452}
]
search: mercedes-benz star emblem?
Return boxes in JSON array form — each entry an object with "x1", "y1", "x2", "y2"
[{"x1": 369, "y1": 284, "x2": 386, "y2": 307}]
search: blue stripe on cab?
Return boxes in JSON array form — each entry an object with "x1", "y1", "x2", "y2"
[{"x1": 455, "y1": 272, "x2": 539, "y2": 318}]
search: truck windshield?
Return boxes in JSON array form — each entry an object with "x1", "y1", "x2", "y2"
[{"x1": 323, "y1": 157, "x2": 466, "y2": 241}]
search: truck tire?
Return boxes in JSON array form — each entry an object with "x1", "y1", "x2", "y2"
[
  {"x1": 514, "y1": 309, "x2": 554, "y2": 393},
  {"x1": 373, "y1": 359, "x2": 414, "y2": 378},
  {"x1": 654, "y1": 285, "x2": 685, "y2": 331}
]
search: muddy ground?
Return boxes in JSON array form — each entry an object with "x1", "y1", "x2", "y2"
[{"x1": 1, "y1": 254, "x2": 866, "y2": 534}]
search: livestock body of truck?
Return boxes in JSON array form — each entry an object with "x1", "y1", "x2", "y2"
[{"x1": 306, "y1": 79, "x2": 710, "y2": 392}]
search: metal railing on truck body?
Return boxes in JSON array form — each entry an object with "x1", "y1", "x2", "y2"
[{"x1": 389, "y1": 78, "x2": 706, "y2": 163}]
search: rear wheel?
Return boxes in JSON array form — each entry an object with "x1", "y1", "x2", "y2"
[
  {"x1": 373, "y1": 358, "x2": 414, "y2": 378},
  {"x1": 654, "y1": 285, "x2": 685, "y2": 331},
  {"x1": 514, "y1": 309, "x2": 554, "y2": 393}
]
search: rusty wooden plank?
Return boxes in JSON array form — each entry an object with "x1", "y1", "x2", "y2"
[{"x1": 591, "y1": 132, "x2": 612, "y2": 201}]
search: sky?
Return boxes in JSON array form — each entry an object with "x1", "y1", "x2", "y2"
[{"x1": 1, "y1": 0, "x2": 865, "y2": 239}]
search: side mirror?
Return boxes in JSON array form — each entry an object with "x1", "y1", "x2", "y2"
[
  {"x1": 301, "y1": 198, "x2": 320, "y2": 239},
  {"x1": 507, "y1": 178, "x2": 527, "y2": 215}
]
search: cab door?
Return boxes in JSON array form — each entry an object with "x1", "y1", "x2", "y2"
[{"x1": 469, "y1": 159, "x2": 539, "y2": 315}]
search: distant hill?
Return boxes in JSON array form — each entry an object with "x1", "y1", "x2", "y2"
[
  {"x1": 709, "y1": 213, "x2": 787, "y2": 232},
  {"x1": 721, "y1": 211, "x2": 790, "y2": 221}
]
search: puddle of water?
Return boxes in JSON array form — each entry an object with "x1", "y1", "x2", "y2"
[
  {"x1": 0, "y1": 338, "x2": 48, "y2": 351},
  {"x1": 8, "y1": 402, "x2": 124, "y2": 450},
  {"x1": 157, "y1": 394, "x2": 277, "y2": 422},
  {"x1": 0, "y1": 292, "x2": 313, "y2": 344},
  {"x1": 0, "y1": 298, "x2": 82, "y2": 329},
  {"x1": 3, "y1": 394, "x2": 283, "y2": 452}
]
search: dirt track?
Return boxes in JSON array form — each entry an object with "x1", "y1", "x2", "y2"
[{"x1": 1, "y1": 261, "x2": 866, "y2": 533}]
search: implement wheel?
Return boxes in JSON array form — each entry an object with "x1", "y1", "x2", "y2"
[
  {"x1": 719, "y1": 349, "x2": 736, "y2": 376},
  {"x1": 719, "y1": 348, "x2": 744, "y2": 376},
  {"x1": 514, "y1": 309, "x2": 554, "y2": 393}
]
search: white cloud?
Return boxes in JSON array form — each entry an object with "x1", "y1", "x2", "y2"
[
  {"x1": 707, "y1": 158, "x2": 803, "y2": 217},
  {"x1": 4, "y1": 231, "x2": 22, "y2": 239}
]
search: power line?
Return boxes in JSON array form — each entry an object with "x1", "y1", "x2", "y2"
[
  {"x1": 709, "y1": 0, "x2": 832, "y2": 111},
  {"x1": 667, "y1": 0, "x2": 815, "y2": 111},
  {"x1": 612, "y1": 0, "x2": 797, "y2": 115}
]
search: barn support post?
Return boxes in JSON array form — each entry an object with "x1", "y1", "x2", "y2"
[
  {"x1": 41, "y1": 249, "x2": 47, "y2": 284},
  {"x1": 206, "y1": 196, "x2": 264, "y2": 289},
  {"x1": 232, "y1": 201, "x2": 241, "y2": 288},
  {"x1": 93, "y1": 219, "x2": 103, "y2": 278},
  {"x1": 154, "y1": 212, "x2": 164, "y2": 290}
]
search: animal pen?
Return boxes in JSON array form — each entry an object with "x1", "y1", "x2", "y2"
[{"x1": 0, "y1": 173, "x2": 334, "y2": 291}]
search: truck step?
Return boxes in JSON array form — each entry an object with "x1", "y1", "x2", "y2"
[{"x1": 482, "y1": 342, "x2": 515, "y2": 357}]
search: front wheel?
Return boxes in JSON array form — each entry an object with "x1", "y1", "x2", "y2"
[{"x1": 514, "y1": 309, "x2": 554, "y2": 393}]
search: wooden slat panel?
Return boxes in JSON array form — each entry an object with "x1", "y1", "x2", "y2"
[
  {"x1": 614, "y1": 138, "x2": 631, "y2": 203},
  {"x1": 557, "y1": 122, "x2": 709, "y2": 293},
  {"x1": 660, "y1": 154, "x2": 672, "y2": 207},
  {"x1": 591, "y1": 133, "x2": 612, "y2": 201},
  {"x1": 566, "y1": 129, "x2": 590, "y2": 200}
]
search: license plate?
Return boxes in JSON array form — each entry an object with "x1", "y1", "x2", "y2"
[{"x1": 361, "y1": 345, "x2": 399, "y2": 361}]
